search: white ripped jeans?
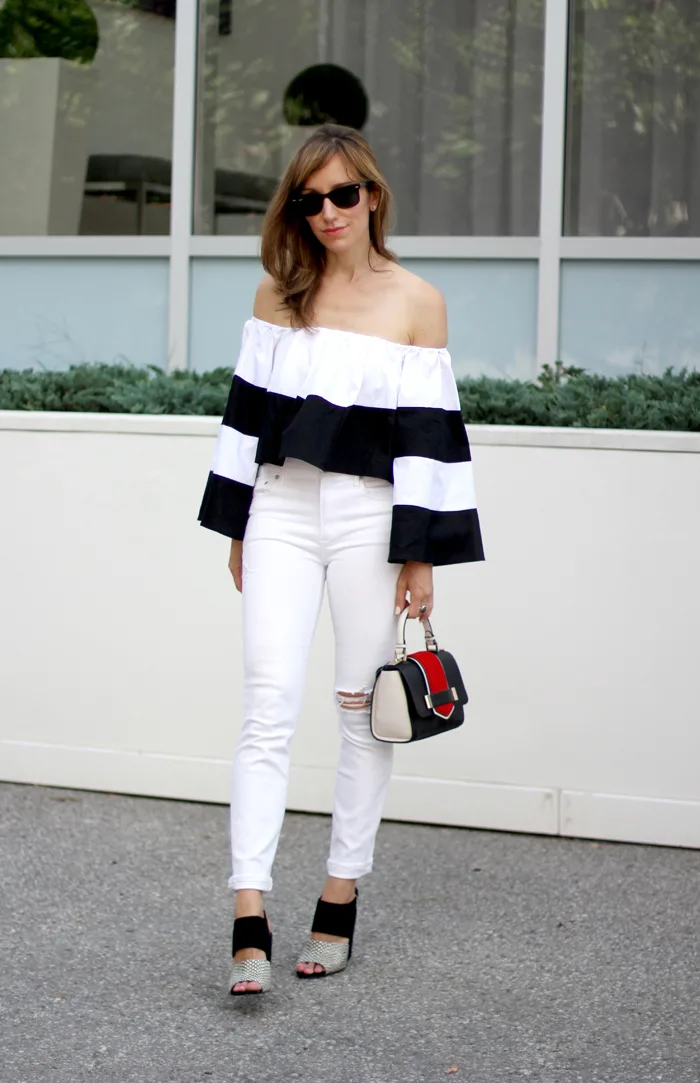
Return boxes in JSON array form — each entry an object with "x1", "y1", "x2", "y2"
[{"x1": 228, "y1": 457, "x2": 400, "y2": 892}]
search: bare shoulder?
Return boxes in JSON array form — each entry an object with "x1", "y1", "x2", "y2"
[
  {"x1": 253, "y1": 274, "x2": 289, "y2": 326},
  {"x1": 394, "y1": 266, "x2": 447, "y2": 347}
]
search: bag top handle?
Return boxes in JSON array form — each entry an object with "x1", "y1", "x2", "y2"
[{"x1": 393, "y1": 609, "x2": 439, "y2": 664}]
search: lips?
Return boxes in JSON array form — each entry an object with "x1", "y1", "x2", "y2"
[{"x1": 323, "y1": 226, "x2": 346, "y2": 235}]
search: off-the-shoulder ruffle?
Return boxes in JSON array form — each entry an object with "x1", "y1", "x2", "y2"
[{"x1": 198, "y1": 316, "x2": 484, "y2": 565}]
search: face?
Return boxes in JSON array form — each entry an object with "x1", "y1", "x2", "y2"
[{"x1": 298, "y1": 153, "x2": 378, "y2": 252}]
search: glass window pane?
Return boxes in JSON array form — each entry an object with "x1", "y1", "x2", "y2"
[
  {"x1": 0, "y1": 258, "x2": 169, "y2": 368},
  {"x1": 565, "y1": 0, "x2": 700, "y2": 237},
  {"x1": 560, "y1": 261, "x2": 700, "y2": 376},
  {"x1": 194, "y1": 0, "x2": 545, "y2": 236},
  {"x1": 0, "y1": 1, "x2": 176, "y2": 236},
  {"x1": 190, "y1": 257, "x2": 538, "y2": 379}
]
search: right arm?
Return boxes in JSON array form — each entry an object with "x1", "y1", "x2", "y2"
[
  {"x1": 228, "y1": 277, "x2": 283, "y2": 592},
  {"x1": 198, "y1": 276, "x2": 281, "y2": 590}
]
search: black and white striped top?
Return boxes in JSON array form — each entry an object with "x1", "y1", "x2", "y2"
[{"x1": 198, "y1": 317, "x2": 484, "y2": 566}]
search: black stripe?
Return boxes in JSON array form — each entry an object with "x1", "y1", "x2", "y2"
[
  {"x1": 256, "y1": 392, "x2": 302, "y2": 465},
  {"x1": 389, "y1": 506, "x2": 485, "y2": 566},
  {"x1": 222, "y1": 375, "x2": 268, "y2": 438},
  {"x1": 223, "y1": 392, "x2": 472, "y2": 473},
  {"x1": 198, "y1": 472, "x2": 253, "y2": 539},
  {"x1": 279, "y1": 396, "x2": 395, "y2": 479},
  {"x1": 393, "y1": 408, "x2": 472, "y2": 463}
]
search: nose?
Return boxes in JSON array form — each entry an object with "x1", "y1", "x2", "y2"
[{"x1": 320, "y1": 196, "x2": 337, "y2": 222}]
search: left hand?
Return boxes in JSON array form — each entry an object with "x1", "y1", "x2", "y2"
[{"x1": 394, "y1": 561, "x2": 434, "y2": 621}]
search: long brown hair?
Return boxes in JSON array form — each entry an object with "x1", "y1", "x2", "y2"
[{"x1": 260, "y1": 124, "x2": 397, "y2": 330}]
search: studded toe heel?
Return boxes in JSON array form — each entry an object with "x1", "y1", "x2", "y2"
[
  {"x1": 229, "y1": 914, "x2": 272, "y2": 995},
  {"x1": 296, "y1": 890, "x2": 358, "y2": 979}
]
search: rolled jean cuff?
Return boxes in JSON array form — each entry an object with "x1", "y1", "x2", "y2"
[
  {"x1": 326, "y1": 860, "x2": 373, "y2": 880},
  {"x1": 228, "y1": 874, "x2": 273, "y2": 892}
]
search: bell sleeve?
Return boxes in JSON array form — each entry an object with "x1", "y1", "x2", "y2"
[
  {"x1": 198, "y1": 319, "x2": 276, "y2": 539},
  {"x1": 389, "y1": 346, "x2": 485, "y2": 566}
]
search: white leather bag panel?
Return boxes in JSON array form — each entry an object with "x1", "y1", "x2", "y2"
[{"x1": 370, "y1": 670, "x2": 413, "y2": 742}]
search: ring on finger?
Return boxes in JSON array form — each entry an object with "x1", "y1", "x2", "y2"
[{"x1": 419, "y1": 604, "x2": 428, "y2": 614}]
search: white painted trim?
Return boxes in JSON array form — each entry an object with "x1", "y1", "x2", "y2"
[
  {"x1": 188, "y1": 235, "x2": 540, "y2": 260},
  {"x1": 536, "y1": 0, "x2": 569, "y2": 369},
  {"x1": 561, "y1": 791, "x2": 700, "y2": 849},
  {"x1": 0, "y1": 237, "x2": 170, "y2": 258},
  {"x1": 560, "y1": 238, "x2": 700, "y2": 260},
  {"x1": 390, "y1": 237, "x2": 538, "y2": 259},
  {"x1": 167, "y1": 0, "x2": 198, "y2": 372},
  {"x1": 0, "y1": 739, "x2": 558, "y2": 836},
  {"x1": 2, "y1": 411, "x2": 700, "y2": 453},
  {"x1": 189, "y1": 236, "x2": 262, "y2": 258}
]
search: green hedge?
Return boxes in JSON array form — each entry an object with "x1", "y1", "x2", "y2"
[{"x1": 1, "y1": 362, "x2": 700, "y2": 431}]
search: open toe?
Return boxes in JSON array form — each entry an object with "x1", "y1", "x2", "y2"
[
  {"x1": 296, "y1": 892, "x2": 358, "y2": 979},
  {"x1": 230, "y1": 914, "x2": 273, "y2": 996}
]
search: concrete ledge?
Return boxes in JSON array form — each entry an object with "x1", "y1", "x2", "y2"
[{"x1": 1, "y1": 409, "x2": 699, "y2": 453}]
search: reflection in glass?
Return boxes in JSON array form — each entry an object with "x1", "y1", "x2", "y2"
[
  {"x1": 194, "y1": 0, "x2": 545, "y2": 236},
  {"x1": 566, "y1": 0, "x2": 700, "y2": 237},
  {"x1": 0, "y1": 0, "x2": 176, "y2": 235}
]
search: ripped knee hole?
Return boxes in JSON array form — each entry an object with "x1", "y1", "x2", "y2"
[{"x1": 336, "y1": 690, "x2": 372, "y2": 710}]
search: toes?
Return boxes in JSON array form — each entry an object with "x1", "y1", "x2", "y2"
[
  {"x1": 296, "y1": 962, "x2": 325, "y2": 976},
  {"x1": 232, "y1": 980, "x2": 262, "y2": 993}
]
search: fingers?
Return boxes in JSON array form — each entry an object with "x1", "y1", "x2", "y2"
[
  {"x1": 400, "y1": 561, "x2": 434, "y2": 621},
  {"x1": 408, "y1": 597, "x2": 433, "y2": 621},
  {"x1": 229, "y1": 539, "x2": 243, "y2": 593},
  {"x1": 228, "y1": 558, "x2": 243, "y2": 593},
  {"x1": 394, "y1": 571, "x2": 408, "y2": 615}
]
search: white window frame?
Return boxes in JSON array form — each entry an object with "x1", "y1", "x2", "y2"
[{"x1": 1, "y1": 0, "x2": 699, "y2": 373}]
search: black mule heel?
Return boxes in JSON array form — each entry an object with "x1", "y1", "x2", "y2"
[
  {"x1": 230, "y1": 914, "x2": 272, "y2": 995},
  {"x1": 296, "y1": 890, "x2": 358, "y2": 978}
]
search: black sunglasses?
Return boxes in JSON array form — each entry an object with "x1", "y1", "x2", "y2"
[{"x1": 290, "y1": 181, "x2": 373, "y2": 218}]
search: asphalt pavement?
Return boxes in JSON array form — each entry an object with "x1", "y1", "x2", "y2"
[{"x1": 1, "y1": 781, "x2": 698, "y2": 1083}]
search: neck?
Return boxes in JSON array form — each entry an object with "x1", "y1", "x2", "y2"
[{"x1": 325, "y1": 238, "x2": 377, "y2": 281}]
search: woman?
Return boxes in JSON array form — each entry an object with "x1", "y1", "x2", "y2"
[{"x1": 198, "y1": 124, "x2": 484, "y2": 995}]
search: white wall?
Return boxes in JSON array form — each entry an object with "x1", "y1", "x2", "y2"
[{"x1": 1, "y1": 413, "x2": 699, "y2": 848}]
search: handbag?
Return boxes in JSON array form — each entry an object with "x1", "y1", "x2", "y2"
[{"x1": 369, "y1": 612, "x2": 468, "y2": 743}]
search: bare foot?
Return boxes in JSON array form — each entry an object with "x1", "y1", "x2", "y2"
[
  {"x1": 296, "y1": 876, "x2": 356, "y2": 977},
  {"x1": 232, "y1": 888, "x2": 268, "y2": 993}
]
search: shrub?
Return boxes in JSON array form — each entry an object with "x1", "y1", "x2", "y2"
[
  {"x1": 1, "y1": 361, "x2": 700, "y2": 431},
  {"x1": 457, "y1": 364, "x2": 700, "y2": 431}
]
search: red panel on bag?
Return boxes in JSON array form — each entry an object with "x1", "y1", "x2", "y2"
[{"x1": 409, "y1": 650, "x2": 453, "y2": 717}]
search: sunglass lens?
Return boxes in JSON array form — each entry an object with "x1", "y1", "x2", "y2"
[
  {"x1": 297, "y1": 193, "x2": 323, "y2": 216},
  {"x1": 329, "y1": 184, "x2": 361, "y2": 209}
]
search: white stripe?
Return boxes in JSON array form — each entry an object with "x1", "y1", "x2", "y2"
[
  {"x1": 211, "y1": 425, "x2": 258, "y2": 486},
  {"x1": 233, "y1": 321, "x2": 279, "y2": 390},
  {"x1": 397, "y1": 350, "x2": 460, "y2": 410},
  {"x1": 237, "y1": 319, "x2": 458, "y2": 411},
  {"x1": 392, "y1": 456, "x2": 477, "y2": 513}
]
